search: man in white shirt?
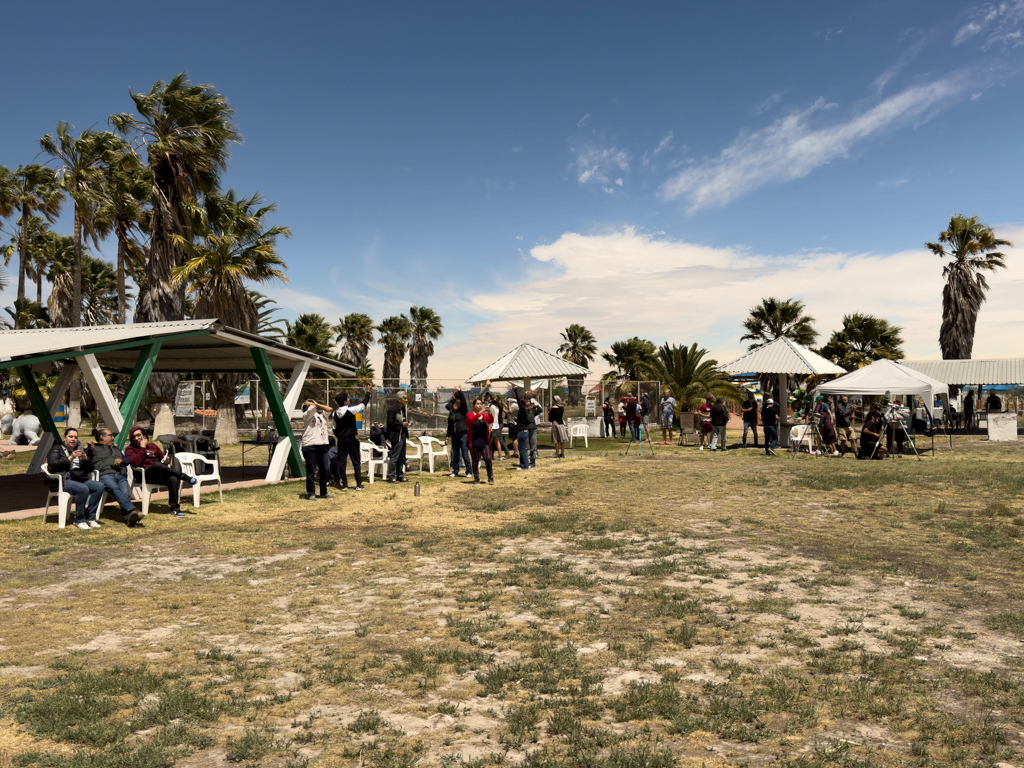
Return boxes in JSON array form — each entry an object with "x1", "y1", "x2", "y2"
[
  {"x1": 333, "y1": 384, "x2": 372, "y2": 490},
  {"x1": 659, "y1": 389, "x2": 677, "y2": 445}
]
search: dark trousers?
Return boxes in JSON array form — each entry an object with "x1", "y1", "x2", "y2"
[
  {"x1": 471, "y1": 443, "x2": 493, "y2": 481},
  {"x1": 142, "y1": 463, "x2": 184, "y2": 508},
  {"x1": 337, "y1": 438, "x2": 363, "y2": 487},
  {"x1": 65, "y1": 478, "x2": 105, "y2": 523},
  {"x1": 388, "y1": 435, "x2": 407, "y2": 480},
  {"x1": 491, "y1": 429, "x2": 509, "y2": 457},
  {"x1": 618, "y1": 421, "x2": 626, "y2": 437},
  {"x1": 763, "y1": 426, "x2": 778, "y2": 453},
  {"x1": 603, "y1": 417, "x2": 615, "y2": 437},
  {"x1": 302, "y1": 444, "x2": 330, "y2": 496}
]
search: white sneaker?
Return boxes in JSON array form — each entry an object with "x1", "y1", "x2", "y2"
[
  {"x1": 831, "y1": 451, "x2": 840, "y2": 457},
  {"x1": 88, "y1": 520, "x2": 101, "y2": 529},
  {"x1": 699, "y1": 446, "x2": 704, "y2": 451},
  {"x1": 76, "y1": 522, "x2": 91, "y2": 531}
]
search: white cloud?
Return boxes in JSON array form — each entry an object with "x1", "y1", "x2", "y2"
[
  {"x1": 954, "y1": 21, "x2": 983, "y2": 45},
  {"x1": 754, "y1": 92, "x2": 783, "y2": 114},
  {"x1": 660, "y1": 75, "x2": 968, "y2": 211},
  {"x1": 573, "y1": 144, "x2": 630, "y2": 185},
  {"x1": 955, "y1": 1, "x2": 1024, "y2": 47},
  {"x1": 427, "y1": 227, "x2": 1024, "y2": 379},
  {"x1": 577, "y1": 113, "x2": 591, "y2": 127},
  {"x1": 641, "y1": 131, "x2": 674, "y2": 167},
  {"x1": 878, "y1": 178, "x2": 909, "y2": 187}
]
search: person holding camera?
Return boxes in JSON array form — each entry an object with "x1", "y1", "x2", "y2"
[
  {"x1": 126, "y1": 426, "x2": 197, "y2": 516},
  {"x1": 300, "y1": 398, "x2": 334, "y2": 499},
  {"x1": 333, "y1": 384, "x2": 372, "y2": 491},
  {"x1": 835, "y1": 396, "x2": 855, "y2": 456},
  {"x1": 46, "y1": 427, "x2": 105, "y2": 529},
  {"x1": 386, "y1": 391, "x2": 411, "y2": 482},
  {"x1": 445, "y1": 387, "x2": 470, "y2": 477}
]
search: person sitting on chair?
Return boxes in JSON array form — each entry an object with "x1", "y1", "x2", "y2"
[
  {"x1": 46, "y1": 427, "x2": 104, "y2": 530},
  {"x1": 88, "y1": 428, "x2": 141, "y2": 527},
  {"x1": 859, "y1": 406, "x2": 886, "y2": 460},
  {"x1": 125, "y1": 426, "x2": 196, "y2": 517}
]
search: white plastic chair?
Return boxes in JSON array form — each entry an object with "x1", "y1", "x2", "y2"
[
  {"x1": 41, "y1": 463, "x2": 74, "y2": 528},
  {"x1": 360, "y1": 442, "x2": 389, "y2": 484},
  {"x1": 790, "y1": 425, "x2": 813, "y2": 453},
  {"x1": 127, "y1": 464, "x2": 164, "y2": 517},
  {"x1": 404, "y1": 439, "x2": 423, "y2": 474},
  {"x1": 569, "y1": 423, "x2": 589, "y2": 448},
  {"x1": 174, "y1": 451, "x2": 223, "y2": 507},
  {"x1": 417, "y1": 436, "x2": 450, "y2": 473}
]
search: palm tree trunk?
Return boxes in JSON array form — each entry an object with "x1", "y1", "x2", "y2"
[
  {"x1": 213, "y1": 379, "x2": 239, "y2": 446},
  {"x1": 116, "y1": 231, "x2": 127, "y2": 324},
  {"x1": 36, "y1": 273, "x2": 42, "y2": 306},
  {"x1": 72, "y1": 206, "x2": 82, "y2": 328},
  {"x1": 17, "y1": 209, "x2": 29, "y2": 314},
  {"x1": 567, "y1": 375, "x2": 584, "y2": 406}
]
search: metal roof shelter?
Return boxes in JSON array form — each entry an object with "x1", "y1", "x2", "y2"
[
  {"x1": 902, "y1": 359, "x2": 1024, "y2": 387},
  {"x1": 0, "y1": 319, "x2": 354, "y2": 482},
  {"x1": 718, "y1": 338, "x2": 846, "y2": 448},
  {"x1": 467, "y1": 343, "x2": 591, "y2": 391}
]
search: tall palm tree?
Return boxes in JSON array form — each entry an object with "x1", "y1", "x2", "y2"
[
  {"x1": 111, "y1": 72, "x2": 241, "y2": 324},
  {"x1": 557, "y1": 324, "x2": 597, "y2": 405},
  {"x1": 639, "y1": 343, "x2": 743, "y2": 411},
  {"x1": 48, "y1": 249, "x2": 125, "y2": 327},
  {"x1": 250, "y1": 291, "x2": 286, "y2": 341},
  {"x1": 926, "y1": 214, "x2": 1010, "y2": 360},
  {"x1": 335, "y1": 312, "x2": 375, "y2": 368},
  {"x1": 407, "y1": 306, "x2": 443, "y2": 391},
  {"x1": 172, "y1": 190, "x2": 289, "y2": 444},
  {"x1": 377, "y1": 315, "x2": 412, "y2": 395},
  {"x1": 285, "y1": 314, "x2": 336, "y2": 357},
  {"x1": 601, "y1": 337, "x2": 657, "y2": 383},
  {"x1": 40, "y1": 124, "x2": 121, "y2": 327},
  {"x1": 819, "y1": 313, "x2": 904, "y2": 370},
  {"x1": 3, "y1": 298, "x2": 49, "y2": 330},
  {"x1": 95, "y1": 141, "x2": 150, "y2": 323},
  {"x1": 6, "y1": 216, "x2": 50, "y2": 305},
  {"x1": 0, "y1": 165, "x2": 63, "y2": 318},
  {"x1": 740, "y1": 297, "x2": 817, "y2": 350}
]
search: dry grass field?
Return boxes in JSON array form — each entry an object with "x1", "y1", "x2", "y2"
[{"x1": 1, "y1": 434, "x2": 1022, "y2": 768}]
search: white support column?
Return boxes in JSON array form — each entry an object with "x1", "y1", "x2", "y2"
[
  {"x1": 79, "y1": 354, "x2": 125, "y2": 437},
  {"x1": 266, "y1": 361, "x2": 310, "y2": 483},
  {"x1": 27, "y1": 363, "x2": 79, "y2": 476}
]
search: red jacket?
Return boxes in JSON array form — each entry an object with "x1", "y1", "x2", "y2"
[
  {"x1": 466, "y1": 411, "x2": 493, "y2": 447},
  {"x1": 125, "y1": 442, "x2": 166, "y2": 468}
]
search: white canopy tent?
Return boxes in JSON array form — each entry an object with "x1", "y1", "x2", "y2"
[{"x1": 815, "y1": 359, "x2": 948, "y2": 404}]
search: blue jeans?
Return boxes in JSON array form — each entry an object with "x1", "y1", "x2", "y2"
[
  {"x1": 64, "y1": 478, "x2": 104, "y2": 523},
  {"x1": 450, "y1": 434, "x2": 470, "y2": 475},
  {"x1": 743, "y1": 422, "x2": 758, "y2": 445},
  {"x1": 764, "y1": 426, "x2": 778, "y2": 453},
  {"x1": 629, "y1": 421, "x2": 640, "y2": 440},
  {"x1": 388, "y1": 435, "x2": 408, "y2": 480},
  {"x1": 710, "y1": 425, "x2": 727, "y2": 450},
  {"x1": 98, "y1": 473, "x2": 135, "y2": 519},
  {"x1": 518, "y1": 429, "x2": 530, "y2": 469}
]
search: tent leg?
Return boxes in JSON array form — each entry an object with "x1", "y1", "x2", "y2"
[
  {"x1": 26, "y1": 363, "x2": 78, "y2": 476},
  {"x1": 251, "y1": 350, "x2": 306, "y2": 482},
  {"x1": 115, "y1": 341, "x2": 163, "y2": 449}
]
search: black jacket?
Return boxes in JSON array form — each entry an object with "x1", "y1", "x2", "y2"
[
  {"x1": 45, "y1": 442, "x2": 94, "y2": 488},
  {"x1": 386, "y1": 403, "x2": 409, "y2": 444},
  {"x1": 88, "y1": 443, "x2": 128, "y2": 477},
  {"x1": 446, "y1": 391, "x2": 468, "y2": 436},
  {"x1": 710, "y1": 403, "x2": 729, "y2": 426}
]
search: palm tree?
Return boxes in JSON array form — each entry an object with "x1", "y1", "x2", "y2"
[
  {"x1": 740, "y1": 297, "x2": 817, "y2": 350},
  {"x1": 3, "y1": 298, "x2": 49, "y2": 330},
  {"x1": 601, "y1": 337, "x2": 657, "y2": 383},
  {"x1": 40, "y1": 124, "x2": 121, "y2": 327},
  {"x1": 407, "y1": 306, "x2": 443, "y2": 391},
  {"x1": 639, "y1": 343, "x2": 743, "y2": 411},
  {"x1": 95, "y1": 141, "x2": 150, "y2": 323},
  {"x1": 926, "y1": 214, "x2": 1011, "y2": 360},
  {"x1": 377, "y1": 315, "x2": 412, "y2": 395},
  {"x1": 172, "y1": 190, "x2": 289, "y2": 444},
  {"x1": 48, "y1": 249, "x2": 125, "y2": 327},
  {"x1": 285, "y1": 314, "x2": 336, "y2": 357},
  {"x1": 0, "y1": 165, "x2": 64, "y2": 318},
  {"x1": 250, "y1": 291, "x2": 286, "y2": 341},
  {"x1": 819, "y1": 313, "x2": 904, "y2": 370},
  {"x1": 6, "y1": 216, "x2": 50, "y2": 305},
  {"x1": 557, "y1": 324, "x2": 597, "y2": 405},
  {"x1": 111, "y1": 72, "x2": 241, "y2": 324},
  {"x1": 335, "y1": 312, "x2": 375, "y2": 367}
]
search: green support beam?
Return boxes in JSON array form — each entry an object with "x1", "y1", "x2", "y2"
[
  {"x1": 115, "y1": 340, "x2": 163, "y2": 449},
  {"x1": 16, "y1": 366, "x2": 62, "y2": 445},
  {"x1": 250, "y1": 347, "x2": 305, "y2": 478}
]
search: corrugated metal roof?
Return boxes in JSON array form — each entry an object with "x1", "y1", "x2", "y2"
[
  {"x1": 468, "y1": 343, "x2": 591, "y2": 384},
  {"x1": 903, "y1": 359, "x2": 1024, "y2": 386},
  {"x1": 0, "y1": 319, "x2": 354, "y2": 375},
  {"x1": 717, "y1": 337, "x2": 846, "y2": 376}
]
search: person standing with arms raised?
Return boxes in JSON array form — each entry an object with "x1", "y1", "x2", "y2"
[
  {"x1": 333, "y1": 384, "x2": 372, "y2": 490},
  {"x1": 386, "y1": 391, "x2": 410, "y2": 483},
  {"x1": 446, "y1": 387, "x2": 470, "y2": 477},
  {"x1": 467, "y1": 397, "x2": 495, "y2": 484}
]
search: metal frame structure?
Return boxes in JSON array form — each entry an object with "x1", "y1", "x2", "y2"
[{"x1": 0, "y1": 319, "x2": 354, "y2": 483}]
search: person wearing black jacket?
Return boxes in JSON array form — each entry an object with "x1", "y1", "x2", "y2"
[
  {"x1": 334, "y1": 384, "x2": 372, "y2": 491},
  {"x1": 386, "y1": 391, "x2": 410, "y2": 482},
  {"x1": 446, "y1": 388, "x2": 471, "y2": 477},
  {"x1": 46, "y1": 427, "x2": 104, "y2": 529},
  {"x1": 834, "y1": 396, "x2": 855, "y2": 456},
  {"x1": 88, "y1": 428, "x2": 140, "y2": 526},
  {"x1": 761, "y1": 398, "x2": 781, "y2": 456},
  {"x1": 709, "y1": 397, "x2": 729, "y2": 452}
]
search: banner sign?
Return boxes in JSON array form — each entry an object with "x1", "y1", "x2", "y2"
[{"x1": 174, "y1": 382, "x2": 195, "y2": 417}]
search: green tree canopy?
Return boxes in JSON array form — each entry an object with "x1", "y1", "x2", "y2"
[
  {"x1": 601, "y1": 337, "x2": 657, "y2": 382},
  {"x1": 818, "y1": 313, "x2": 904, "y2": 370},
  {"x1": 740, "y1": 297, "x2": 817, "y2": 350},
  {"x1": 639, "y1": 343, "x2": 743, "y2": 410}
]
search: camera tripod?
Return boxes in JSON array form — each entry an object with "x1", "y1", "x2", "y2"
[
  {"x1": 624, "y1": 417, "x2": 656, "y2": 458},
  {"x1": 868, "y1": 404, "x2": 922, "y2": 461},
  {"x1": 791, "y1": 414, "x2": 834, "y2": 458}
]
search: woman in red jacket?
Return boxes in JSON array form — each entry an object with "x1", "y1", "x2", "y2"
[
  {"x1": 125, "y1": 426, "x2": 196, "y2": 517},
  {"x1": 466, "y1": 398, "x2": 494, "y2": 485}
]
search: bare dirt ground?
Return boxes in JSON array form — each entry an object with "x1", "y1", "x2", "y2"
[{"x1": 0, "y1": 434, "x2": 1022, "y2": 768}]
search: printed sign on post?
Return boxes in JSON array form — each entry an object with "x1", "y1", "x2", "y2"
[
  {"x1": 175, "y1": 382, "x2": 195, "y2": 417},
  {"x1": 585, "y1": 397, "x2": 596, "y2": 416}
]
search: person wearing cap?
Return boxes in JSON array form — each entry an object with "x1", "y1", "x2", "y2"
[
  {"x1": 617, "y1": 397, "x2": 627, "y2": 438},
  {"x1": 761, "y1": 397, "x2": 781, "y2": 456},
  {"x1": 740, "y1": 390, "x2": 759, "y2": 448},
  {"x1": 548, "y1": 395, "x2": 568, "y2": 458}
]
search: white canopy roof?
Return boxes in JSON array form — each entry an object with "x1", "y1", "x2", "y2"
[
  {"x1": 815, "y1": 359, "x2": 948, "y2": 402},
  {"x1": 467, "y1": 343, "x2": 590, "y2": 385},
  {"x1": 718, "y1": 337, "x2": 846, "y2": 376}
]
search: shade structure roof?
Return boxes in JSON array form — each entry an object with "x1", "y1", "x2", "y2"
[
  {"x1": 902, "y1": 358, "x2": 1024, "y2": 387},
  {"x1": 0, "y1": 319, "x2": 355, "y2": 375},
  {"x1": 815, "y1": 359, "x2": 948, "y2": 402},
  {"x1": 467, "y1": 343, "x2": 591, "y2": 385},
  {"x1": 717, "y1": 337, "x2": 846, "y2": 376}
]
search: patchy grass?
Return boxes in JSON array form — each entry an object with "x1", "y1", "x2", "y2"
[{"x1": 0, "y1": 431, "x2": 1022, "y2": 766}]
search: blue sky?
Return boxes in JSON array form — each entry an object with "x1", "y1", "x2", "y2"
[{"x1": 2, "y1": 1, "x2": 1023, "y2": 379}]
